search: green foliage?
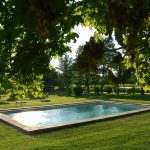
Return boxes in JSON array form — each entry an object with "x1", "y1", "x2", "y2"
[
  {"x1": 43, "y1": 69, "x2": 58, "y2": 93},
  {"x1": 112, "y1": 52, "x2": 123, "y2": 65},
  {"x1": 107, "y1": 69, "x2": 118, "y2": 87},
  {"x1": 27, "y1": 77, "x2": 44, "y2": 99},
  {"x1": 58, "y1": 55, "x2": 74, "y2": 90},
  {"x1": 76, "y1": 37, "x2": 106, "y2": 73},
  {"x1": 0, "y1": 0, "x2": 150, "y2": 95},
  {"x1": 104, "y1": 86, "x2": 113, "y2": 94},
  {"x1": 4, "y1": 75, "x2": 44, "y2": 100},
  {"x1": 0, "y1": 0, "x2": 79, "y2": 83},
  {"x1": 74, "y1": 86, "x2": 83, "y2": 96},
  {"x1": 94, "y1": 86, "x2": 100, "y2": 95}
]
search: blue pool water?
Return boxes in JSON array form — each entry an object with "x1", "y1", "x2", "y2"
[{"x1": 5, "y1": 102, "x2": 144, "y2": 127}]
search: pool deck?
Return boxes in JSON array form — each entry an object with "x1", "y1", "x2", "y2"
[{"x1": 0, "y1": 100, "x2": 150, "y2": 134}]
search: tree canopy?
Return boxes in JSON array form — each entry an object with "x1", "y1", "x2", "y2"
[{"x1": 0, "y1": 0, "x2": 150, "y2": 87}]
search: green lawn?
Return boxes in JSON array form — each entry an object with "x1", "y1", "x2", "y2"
[
  {"x1": 0, "y1": 94, "x2": 150, "y2": 109},
  {"x1": 0, "y1": 94, "x2": 150, "y2": 150}
]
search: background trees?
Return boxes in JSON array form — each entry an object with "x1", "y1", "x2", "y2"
[{"x1": 58, "y1": 55, "x2": 73, "y2": 90}]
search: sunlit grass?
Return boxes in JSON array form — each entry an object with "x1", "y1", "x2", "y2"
[
  {"x1": 0, "y1": 93, "x2": 150, "y2": 109},
  {"x1": 0, "y1": 94, "x2": 150, "y2": 150},
  {"x1": 0, "y1": 112, "x2": 150, "y2": 150}
]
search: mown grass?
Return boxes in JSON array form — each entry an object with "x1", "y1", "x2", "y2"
[
  {"x1": 0, "y1": 112, "x2": 150, "y2": 150},
  {"x1": 0, "y1": 93, "x2": 150, "y2": 109},
  {"x1": 0, "y1": 94, "x2": 150, "y2": 150}
]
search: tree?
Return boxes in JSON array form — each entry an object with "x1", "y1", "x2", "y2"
[
  {"x1": 75, "y1": 36, "x2": 120, "y2": 93},
  {"x1": 0, "y1": 0, "x2": 149, "y2": 91},
  {"x1": 77, "y1": 0, "x2": 150, "y2": 87},
  {"x1": 75, "y1": 37, "x2": 105, "y2": 93},
  {"x1": 58, "y1": 55, "x2": 73, "y2": 90},
  {"x1": 0, "y1": 0, "x2": 79, "y2": 84},
  {"x1": 98, "y1": 37, "x2": 116, "y2": 93},
  {"x1": 43, "y1": 69, "x2": 58, "y2": 93},
  {"x1": 6, "y1": 75, "x2": 44, "y2": 100}
]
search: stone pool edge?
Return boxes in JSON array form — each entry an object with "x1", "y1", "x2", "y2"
[{"x1": 0, "y1": 100, "x2": 150, "y2": 134}]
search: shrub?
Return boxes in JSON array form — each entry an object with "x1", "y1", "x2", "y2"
[
  {"x1": 7, "y1": 93, "x2": 18, "y2": 101},
  {"x1": 117, "y1": 88, "x2": 126, "y2": 93},
  {"x1": 94, "y1": 86, "x2": 100, "y2": 95},
  {"x1": 126, "y1": 87, "x2": 135, "y2": 94},
  {"x1": 105, "y1": 86, "x2": 112, "y2": 94},
  {"x1": 74, "y1": 86, "x2": 83, "y2": 96}
]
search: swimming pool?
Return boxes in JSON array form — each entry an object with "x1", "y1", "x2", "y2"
[{"x1": 0, "y1": 101, "x2": 150, "y2": 134}]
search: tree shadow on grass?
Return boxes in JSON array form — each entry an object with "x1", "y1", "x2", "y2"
[
  {"x1": 49, "y1": 90, "x2": 150, "y2": 103},
  {"x1": 49, "y1": 90, "x2": 73, "y2": 97},
  {"x1": 83, "y1": 94, "x2": 150, "y2": 102},
  {"x1": 0, "y1": 101, "x2": 10, "y2": 105}
]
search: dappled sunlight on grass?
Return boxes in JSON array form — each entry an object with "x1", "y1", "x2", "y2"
[
  {"x1": 84, "y1": 94, "x2": 150, "y2": 103},
  {"x1": 0, "y1": 93, "x2": 149, "y2": 109},
  {"x1": 0, "y1": 93, "x2": 150, "y2": 150}
]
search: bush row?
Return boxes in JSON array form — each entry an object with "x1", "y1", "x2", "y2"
[
  {"x1": 73, "y1": 86, "x2": 150, "y2": 96},
  {"x1": 93, "y1": 86, "x2": 150, "y2": 95}
]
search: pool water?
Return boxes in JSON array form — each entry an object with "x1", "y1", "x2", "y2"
[{"x1": 5, "y1": 102, "x2": 144, "y2": 127}]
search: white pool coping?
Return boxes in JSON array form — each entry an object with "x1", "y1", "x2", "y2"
[{"x1": 0, "y1": 100, "x2": 150, "y2": 134}]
